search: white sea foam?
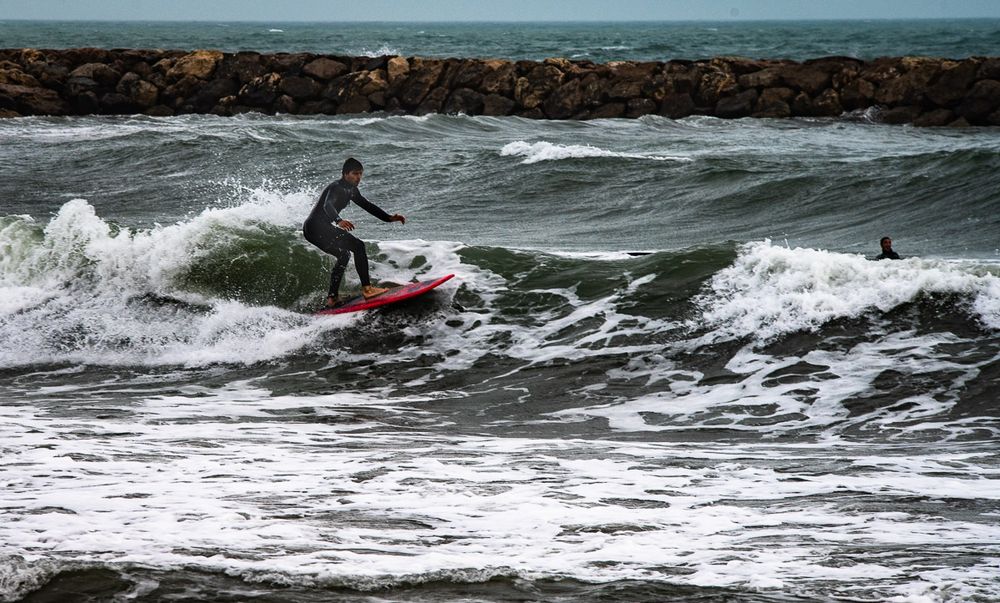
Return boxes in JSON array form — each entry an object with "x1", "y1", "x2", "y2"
[
  {"x1": 355, "y1": 45, "x2": 401, "y2": 58},
  {"x1": 1, "y1": 392, "x2": 997, "y2": 600},
  {"x1": 695, "y1": 240, "x2": 1000, "y2": 343},
  {"x1": 0, "y1": 195, "x2": 467, "y2": 367},
  {"x1": 2, "y1": 219, "x2": 998, "y2": 600},
  {"x1": 500, "y1": 140, "x2": 691, "y2": 164},
  {"x1": 555, "y1": 327, "x2": 995, "y2": 441},
  {"x1": 536, "y1": 241, "x2": 1000, "y2": 440},
  {"x1": 337, "y1": 113, "x2": 433, "y2": 127}
]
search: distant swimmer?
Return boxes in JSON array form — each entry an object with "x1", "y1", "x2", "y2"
[
  {"x1": 302, "y1": 157, "x2": 406, "y2": 309},
  {"x1": 875, "y1": 236, "x2": 901, "y2": 260}
]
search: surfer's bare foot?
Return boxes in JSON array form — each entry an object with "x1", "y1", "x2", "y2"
[
  {"x1": 362, "y1": 285, "x2": 389, "y2": 299},
  {"x1": 325, "y1": 295, "x2": 342, "y2": 308}
]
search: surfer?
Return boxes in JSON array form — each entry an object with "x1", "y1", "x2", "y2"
[
  {"x1": 303, "y1": 158, "x2": 406, "y2": 308},
  {"x1": 875, "y1": 236, "x2": 901, "y2": 260}
]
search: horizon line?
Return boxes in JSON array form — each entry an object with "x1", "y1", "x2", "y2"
[{"x1": 3, "y1": 16, "x2": 1000, "y2": 24}]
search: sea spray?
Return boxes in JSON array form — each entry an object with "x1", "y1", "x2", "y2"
[{"x1": 694, "y1": 240, "x2": 1000, "y2": 343}]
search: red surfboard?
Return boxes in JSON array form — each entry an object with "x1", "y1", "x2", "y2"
[{"x1": 315, "y1": 274, "x2": 455, "y2": 316}]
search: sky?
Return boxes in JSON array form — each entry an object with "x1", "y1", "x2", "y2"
[{"x1": 2, "y1": 0, "x2": 1000, "y2": 22}]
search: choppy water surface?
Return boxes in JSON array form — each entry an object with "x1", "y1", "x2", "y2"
[
  {"x1": 3, "y1": 19, "x2": 1000, "y2": 61},
  {"x1": 1, "y1": 108, "x2": 1000, "y2": 602}
]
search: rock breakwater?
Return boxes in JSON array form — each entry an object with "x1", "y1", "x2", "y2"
[{"x1": 2, "y1": 48, "x2": 1000, "y2": 126}]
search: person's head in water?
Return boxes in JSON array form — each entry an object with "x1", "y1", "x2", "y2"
[
  {"x1": 342, "y1": 157, "x2": 363, "y2": 186},
  {"x1": 880, "y1": 236, "x2": 893, "y2": 253}
]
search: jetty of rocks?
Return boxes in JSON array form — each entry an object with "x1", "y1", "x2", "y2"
[{"x1": 2, "y1": 48, "x2": 1000, "y2": 126}]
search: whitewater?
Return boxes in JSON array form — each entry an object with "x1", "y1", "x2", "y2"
[{"x1": 2, "y1": 100, "x2": 999, "y2": 602}]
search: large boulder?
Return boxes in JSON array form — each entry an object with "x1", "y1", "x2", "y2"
[
  {"x1": 298, "y1": 99, "x2": 337, "y2": 115},
  {"x1": 715, "y1": 89, "x2": 758, "y2": 118},
  {"x1": 588, "y1": 102, "x2": 626, "y2": 119},
  {"x1": 415, "y1": 86, "x2": 448, "y2": 115},
  {"x1": 478, "y1": 60, "x2": 517, "y2": 97},
  {"x1": 398, "y1": 58, "x2": 445, "y2": 107},
  {"x1": 337, "y1": 96, "x2": 372, "y2": 115},
  {"x1": 977, "y1": 58, "x2": 1000, "y2": 81},
  {"x1": 0, "y1": 61, "x2": 41, "y2": 87},
  {"x1": 116, "y1": 72, "x2": 159, "y2": 108},
  {"x1": 967, "y1": 79, "x2": 1000, "y2": 111},
  {"x1": 443, "y1": 87, "x2": 484, "y2": 115},
  {"x1": 626, "y1": 97, "x2": 657, "y2": 118},
  {"x1": 190, "y1": 78, "x2": 239, "y2": 111},
  {"x1": 216, "y1": 52, "x2": 267, "y2": 85},
  {"x1": 810, "y1": 89, "x2": 844, "y2": 116},
  {"x1": 386, "y1": 56, "x2": 409, "y2": 88},
  {"x1": 739, "y1": 67, "x2": 783, "y2": 89},
  {"x1": 542, "y1": 78, "x2": 584, "y2": 119},
  {"x1": 694, "y1": 62, "x2": 738, "y2": 106},
  {"x1": 167, "y1": 50, "x2": 222, "y2": 81},
  {"x1": 753, "y1": 87, "x2": 794, "y2": 117},
  {"x1": 659, "y1": 92, "x2": 695, "y2": 119},
  {"x1": 881, "y1": 105, "x2": 922, "y2": 124},
  {"x1": 0, "y1": 82, "x2": 70, "y2": 115},
  {"x1": 163, "y1": 75, "x2": 202, "y2": 104},
  {"x1": 926, "y1": 60, "x2": 979, "y2": 107},
  {"x1": 66, "y1": 76, "x2": 99, "y2": 97},
  {"x1": 265, "y1": 53, "x2": 309, "y2": 74},
  {"x1": 856, "y1": 58, "x2": 902, "y2": 91},
  {"x1": 955, "y1": 97, "x2": 996, "y2": 124},
  {"x1": 280, "y1": 75, "x2": 321, "y2": 100},
  {"x1": 327, "y1": 70, "x2": 387, "y2": 105},
  {"x1": 663, "y1": 62, "x2": 699, "y2": 95},
  {"x1": 543, "y1": 56, "x2": 591, "y2": 77},
  {"x1": 839, "y1": 78, "x2": 876, "y2": 111},
  {"x1": 445, "y1": 60, "x2": 490, "y2": 90},
  {"x1": 776, "y1": 63, "x2": 832, "y2": 95},
  {"x1": 913, "y1": 108, "x2": 955, "y2": 127},
  {"x1": 69, "y1": 63, "x2": 120, "y2": 87},
  {"x1": 514, "y1": 64, "x2": 564, "y2": 110},
  {"x1": 359, "y1": 70, "x2": 388, "y2": 97},
  {"x1": 873, "y1": 58, "x2": 941, "y2": 106},
  {"x1": 73, "y1": 90, "x2": 100, "y2": 114},
  {"x1": 24, "y1": 60, "x2": 70, "y2": 88},
  {"x1": 303, "y1": 57, "x2": 348, "y2": 81},
  {"x1": 99, "y1": 92, "x2": 134, "y2": 114},
  {"x1": 62, "y1": 47, "x2": 114, "y2": 66},
  {"x1": 238, "y1": 73, "x2": 282, "y2": 107},
  {"x1": 482, "y1": 93, "x2": 516, "y2": 116},
  {"x1": 605, "y1": 61, "x2": 658, "y2": 100}
]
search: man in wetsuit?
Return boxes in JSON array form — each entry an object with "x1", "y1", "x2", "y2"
[
  {"x1": 303, "y1": 158, "x2": 406, "y2": 308},
  {"x1": 876, "y1": 236, "x2": 901, "y2": 260}
]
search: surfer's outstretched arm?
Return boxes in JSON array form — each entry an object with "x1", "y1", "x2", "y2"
[{"x1": 354, "y1": 192, "x2": 396, "y2": 222}]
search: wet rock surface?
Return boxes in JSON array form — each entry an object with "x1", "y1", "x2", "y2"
[{"x1": 1, "y1": 48, "x2": 998, "y2": 126}]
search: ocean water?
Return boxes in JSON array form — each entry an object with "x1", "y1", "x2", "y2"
[
  {"x1": 2, "y1": 19, "x2": 1000, "y2": 61},
  {"x1": 2, "y1": 20, "x2": 1000, "y2": 603}
]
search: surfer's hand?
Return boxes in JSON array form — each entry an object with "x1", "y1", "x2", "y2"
[
  {"x1": 337, "y1": 219, "x2": 355, "y2": 231},
  {"x1": 390, "y1": 214, "x2": 406, "y2": 225}
]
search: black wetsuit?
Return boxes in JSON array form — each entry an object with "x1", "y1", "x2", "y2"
[
  {"x1": 302, "y1": 178, "x2": 393, "y2": 297},
  {"x1": 876, "y1": 250, "x2": 901, "y2": 260}
]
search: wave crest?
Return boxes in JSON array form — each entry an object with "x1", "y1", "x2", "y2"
[
  {"x1": 500, "y1": 140, "x2": 691, "y2": 164},
  {"x1": 695, "y1": 240, "x2": 1000, "y2": 343}
]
